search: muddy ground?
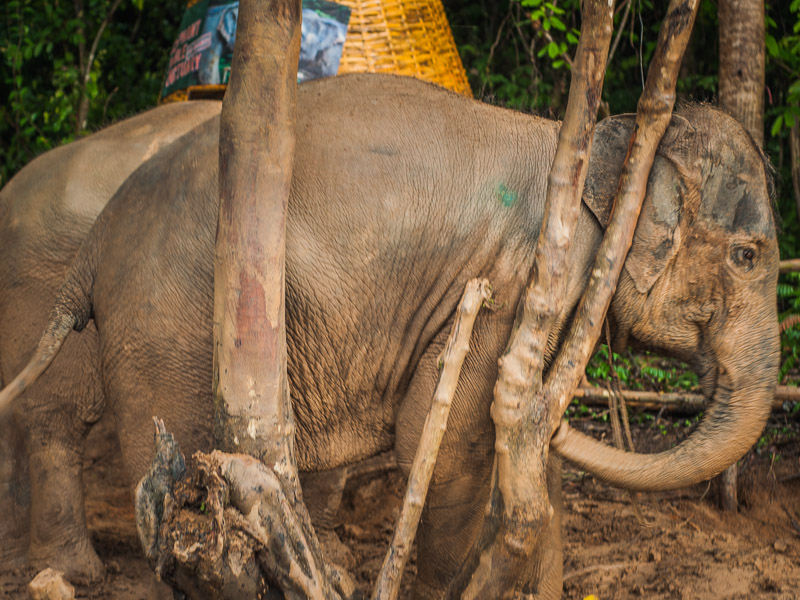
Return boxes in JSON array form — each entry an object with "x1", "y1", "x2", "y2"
[{"x1": 1, "y1": 407, "x2": 799, "y2": 599}]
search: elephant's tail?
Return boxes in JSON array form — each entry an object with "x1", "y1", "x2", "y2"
[{"x1": 0, "y1": 220, "x2": 98, "y2": 417}]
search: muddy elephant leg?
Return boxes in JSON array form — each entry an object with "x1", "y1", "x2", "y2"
[
  {"x1": 396, "y1": 443, "x2": 562, "y2": 600},
  {"x1": 26, "y1": 442, "x2": 103, "y2": 580},
  {"x1": 299, "y1": 466, "x2": 355, "y2": 571},
  {"x1": 16, "y1": 330, "x2": 106, "y2": 581},
  {"x1": 0, "y1": 410, "x2": 30, "y2": 571},
  {"x1": 395, "y1": 313, "x2": 564, "y2": 599},
  {"x1": 398, "y1": 435, "x2": 494, "y2": 599}
]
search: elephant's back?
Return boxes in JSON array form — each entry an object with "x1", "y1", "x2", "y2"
[{"x1": 91, "y1": 74, "x2": 556, "y2": 477}]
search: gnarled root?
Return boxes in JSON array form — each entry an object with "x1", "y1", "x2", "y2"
[{"x1": 135, "y1": 419, "x2": 357, "y2": 600}]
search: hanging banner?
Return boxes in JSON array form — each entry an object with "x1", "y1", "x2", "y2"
[{"x1": 162, "y1": 0, "x2": 350, "y2": 100}]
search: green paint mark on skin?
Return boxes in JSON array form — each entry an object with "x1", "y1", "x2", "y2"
[{"x1": 496, "y1": 183, "x2": 518, "y2": 208}]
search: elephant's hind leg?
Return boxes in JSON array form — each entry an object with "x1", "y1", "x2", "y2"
[
  {"x1": 18, "y1": 328, "x2": 106, "y2": 581},
  {"x1": 0, "y1": 410, "x2": 30, "y2": 572}
]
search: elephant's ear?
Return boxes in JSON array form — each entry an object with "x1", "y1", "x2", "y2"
[
  {"x1": 583, "y1": 113, "x2": 699, "y2": 293},
  {"x1": 583, "y1": 114, "x2": 636, "y2": 228}
]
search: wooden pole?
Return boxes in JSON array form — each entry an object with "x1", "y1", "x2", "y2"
[
  {"x1": 572, "y1": 385, "x2": 791, "y2": 413},
  {"x1": 779, "y1": 259, "x2": 800, "y2": 274},
  {"x1": 213, "y1": 0, "x2": 302, "y2": 501}
]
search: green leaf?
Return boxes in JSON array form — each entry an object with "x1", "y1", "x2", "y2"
[
  {"x1": 766, "y1": 34, "x2": 780, "y2": 57},
  {"x1": 772, "y1": 114, "x2": 784, "y2": 137}
]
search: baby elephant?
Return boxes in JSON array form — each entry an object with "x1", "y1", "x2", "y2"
[{"x1": 1, "y1": 73, "x2": 778, "y2": 598}]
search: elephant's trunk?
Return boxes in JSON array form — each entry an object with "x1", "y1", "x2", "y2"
[{"x1": 551, "y1": 312, "x2": 778, "y2": 492}]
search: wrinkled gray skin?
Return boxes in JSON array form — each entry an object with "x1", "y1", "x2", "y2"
[
  {"x1": 4, "y1": 73, "x2": 779, "y2": 598},
  {"x1": 0, "y1": 101, "x2": 222, "y2": 578}
]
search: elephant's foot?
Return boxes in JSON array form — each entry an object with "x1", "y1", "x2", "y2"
[
  {"x1": 409, "y1": 578, "x2": 444, "y2": 600},
  {"x1": 28, "y1": 447, "x2": 104, "y2": 582},
  {"x1": 0, "y1": 522, "x2": 28, "y2": 572},
  {"x1": 0, "y1": 480, "x2": 30, "y2": 572},
  {"x1": 28, "y1": 535, "x2": 105, "y2": 583}
]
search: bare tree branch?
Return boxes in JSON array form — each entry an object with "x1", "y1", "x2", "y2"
[
  {"x1": 607, "y1": 0, "x2": 633, "y2": 68},
  {"x1": 372, "y1": 279, "x2": 492, "y2": 600},
  {"x1": 446, "y1": 2, "x2": 615, "y2": 596},
  {"x1": 547, "y1": 0, "x2": 700, "y2": 427},
  {"x1": 75, "y1": 0, "x2": 123, "y2": 133}
]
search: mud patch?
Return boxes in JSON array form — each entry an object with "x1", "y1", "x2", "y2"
[{"x1": 1, "y1": 411, "x2": 799, "y2": 599}]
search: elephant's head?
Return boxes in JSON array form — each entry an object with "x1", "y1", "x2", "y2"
[{"x1": 552, "y1": 106, "x2": 780, "y2": 491}]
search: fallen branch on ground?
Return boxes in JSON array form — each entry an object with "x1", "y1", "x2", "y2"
[
  {"x1": 572, "y1": 386, "x2": 795, "y2": 413},
  {"x1": 779, "y1": 259, "x2": 800, "y2": 274}
]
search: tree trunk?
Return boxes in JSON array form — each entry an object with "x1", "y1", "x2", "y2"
[
  {"x1": 718, "y1": 0, "x2": 765, "y2": 144},
  {"x1": 135, "y1": 2, "x2": 353, "y2": 597},
  {"x1": 716, "y1": 0, "x2": 766, "y2": 510},
  {"x1": 213, "y1": 0, "x2": 302, "y2": 500},
  {"x1": 791, "y1": 122, "x2": 800, "y2": 222}
]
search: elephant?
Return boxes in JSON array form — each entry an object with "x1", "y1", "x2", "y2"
[
  {"x1": 1, "y1": 73, "x2": 779, "y2": 598},
  {"x1": 0, "y1": 99, "x2": 222, "y2": 579}
]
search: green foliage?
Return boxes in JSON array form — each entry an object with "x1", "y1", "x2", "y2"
[
  {"x1": 447, "y1": 0, "x2": 725, "y2": 116},
  {"x1": 766, "y1": 0, "x2": 800, "y2": 136},
  {"x1": 0, "y1": 0, "x2": 185, "y2": 186},
  {"x1": 765, "y1": 1, "x2": 800, "y2": 262},
  {"x1": 586, "y1": 345, "x2": 698, "y2": 392},
  {"x1": 778, "y1": 271, "x2": 800, "y2": 382},
  {"x1": 448, "y1": 0, "x2": 583, "y2": 114}
]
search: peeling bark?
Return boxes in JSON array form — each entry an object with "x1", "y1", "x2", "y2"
[
  {"x1": 135, "y1": 421, "x2": 355, "y2": 599},
  {"x1": 211, "y1": 0, "x2": 346, "y2": 594},
  {"x1": 213, "y1": 0, "x2": 301, "y2": 496}
]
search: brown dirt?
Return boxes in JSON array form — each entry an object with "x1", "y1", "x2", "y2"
[{"x1": 1, "y1": 409, "x2": 799, "y2": 599}]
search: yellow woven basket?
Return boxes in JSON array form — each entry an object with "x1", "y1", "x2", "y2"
[
  {"x1": 336, "y1": 0, "x2": 472, "y2": 97},
  {"x1": 163, "y1": 0, "x2": 471, "y2": 102}
]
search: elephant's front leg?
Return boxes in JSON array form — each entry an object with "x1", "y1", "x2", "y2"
[
  {"x1": 396, "y1": 426, "x2": 563, "y2": 599},
  {"x1": 395, "y1": 320, "x2": 563, "y2": 599},
  {"x1": 401, "y1": 430, "x2": 494, "y2": 598}
]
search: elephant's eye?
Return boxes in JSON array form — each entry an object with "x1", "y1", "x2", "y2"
[{"x1": 731, "y1": 245, "x2": 757, "y2": 271}]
